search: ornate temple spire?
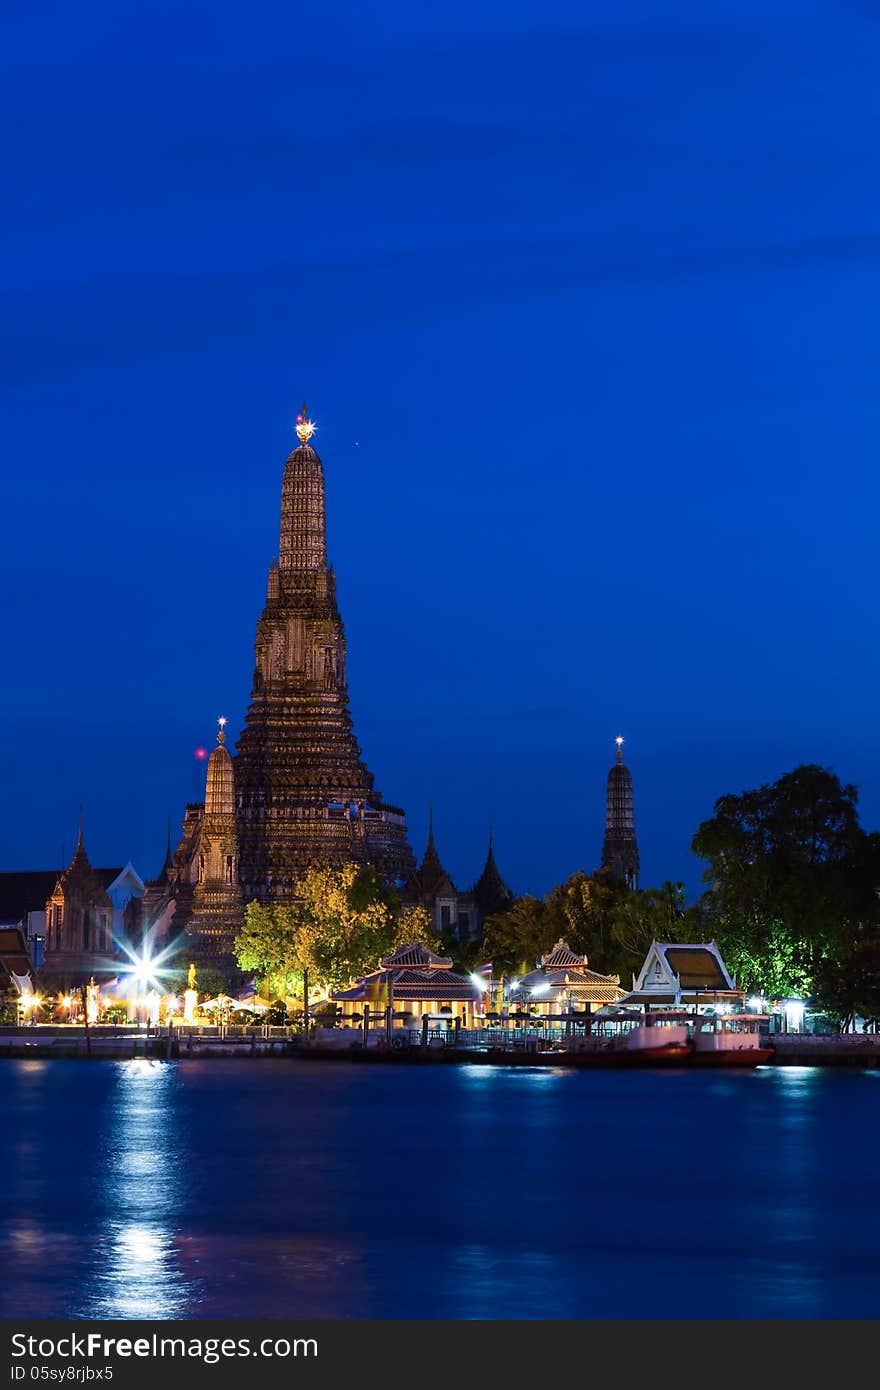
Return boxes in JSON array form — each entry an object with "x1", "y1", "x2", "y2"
[
  {"x1": 279, "y1": 404, "x2": 326, "y2": 572},
  {"x1": 234, "y1": 408, "x2": 414, "y2": 901},
  {"x1": 205, "y1": 717, "x2": 234, "y2": 820},
  {"x1": 472, "y1": 823, "x2": 515, "y2": 920},
  {"x1": 190, "y1": 715, "x2": 242, "y2": 957},
  {"x1": 408, "y1": 809, "x2": 456, "y2": 897},
  {"x1": 69, "y1": 808, "x2": 89, "y2": 870},
  {"x1": 602, "y1": 735, "x2": 640, "y2": 891}
]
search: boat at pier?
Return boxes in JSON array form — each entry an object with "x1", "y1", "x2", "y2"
[{"x1": 689, "y1": 1013, "x2": 774, "y2": 1066}]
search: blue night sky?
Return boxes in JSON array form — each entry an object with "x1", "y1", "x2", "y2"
[{"x1": 3, "y1": 0, "x2": 880, "y2": 900}]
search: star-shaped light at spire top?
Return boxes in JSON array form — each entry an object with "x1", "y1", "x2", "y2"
[
  {"x1": 217, "y1": 715, "x2": 227, "y2": 746},
  {"x1": 615, "y1": 735, "x2": 624, "y2": 763},
  {"x1": 295, "y1": 402, "x2": 316, "y2": 444}
]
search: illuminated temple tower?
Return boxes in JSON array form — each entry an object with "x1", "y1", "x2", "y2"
[
  {"x1": 601, "y1": 736, "x2": 640, "y2": 891},
  {"x1": 188, "y1": 717, "x2": 243, "y2": 956},
  {"x1": 234, "y1": 407, "x2": 415, "y2": 901}
]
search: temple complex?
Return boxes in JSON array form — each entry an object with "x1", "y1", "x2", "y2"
[
  {"x1": 601, "y1": 736, "x2": 640, "y2": 890},
  {"x1": 233, "y1": 408, "x2": 415, "y2": 900}
]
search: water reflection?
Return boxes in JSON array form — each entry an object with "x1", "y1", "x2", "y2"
[
  {"x1": 4, "y1": 1060, "x2": 880, "y2": 1318},
  {"x1": 91, "y1": 1061, "x2": 198, "y2": 1318}
]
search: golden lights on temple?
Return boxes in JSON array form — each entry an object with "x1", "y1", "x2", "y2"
[{"x1": 295, "y1": 403, "x2": 316, "y2": 444}]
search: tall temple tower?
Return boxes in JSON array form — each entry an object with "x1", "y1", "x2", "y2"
[
  {"x1": 234, "y1": 407, "x2": 415, "y2": 900},
  {"x1": 601, "y1": 736, "x2": 640, "y2": 891},
  {"x1": 188, "y1": 717, "x2": 243, "y2": 956}
]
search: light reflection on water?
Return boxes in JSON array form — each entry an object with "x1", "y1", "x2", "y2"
[
  {"x1": 90, "y1": 1060, "x2": 197, "y2": 1319},
  {"x1": 2, "y1": 1059, "x2": 880, "y2": 1318}
]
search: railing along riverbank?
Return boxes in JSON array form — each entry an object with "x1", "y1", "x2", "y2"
[{"x1": 3, "y1": 1023, "x2": 880, "y2": 1065}]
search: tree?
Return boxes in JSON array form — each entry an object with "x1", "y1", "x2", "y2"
[
  {"x1": 234, "y1": 902, "x2": 304, "y2": 998},
  {"x1": 691, "y1": 764, "x2": 880, "y2": 994},
  {"x1": 608, "y1": 881, "x2": 695, "y2": 986},
  {"x1": 233, "y1": 863, "x2": 440, "y2": 996},
  {"x1": 481, "y1": 895, "x2": 559, "y2": 975},
  {"x1": 482, "y1": 871, "x2": 696, "y2": 984},
  {"x1": 812, "y1": 931, "x2": 880, "y2": 1032},
  {"x1": 291, "y1": 863, "x2": 400, "y2": 991}
]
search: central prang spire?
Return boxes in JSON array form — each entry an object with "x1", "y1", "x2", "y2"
[
  {"x1": 279, "y1": 405, "x2": 326, "y2": 572},
  {"x1": 234, "y1": 404, "x2": 415, "y2": 902}
]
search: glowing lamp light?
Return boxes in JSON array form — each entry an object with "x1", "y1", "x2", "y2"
[
  {"x1": 531, "y1": 982, "x2": 552, "y2": 997},
  {"x1": 194, "y1": 747, "x2": 207, "y2": 761},
  {"x1": 470, "y1": 973, "x2": 490, "y2": 993},
  {"x1": 747, "y1": 995, "x2": 765, "y2": 1012}
]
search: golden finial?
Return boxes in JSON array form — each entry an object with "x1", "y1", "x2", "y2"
[
  {"x1": 295, "y1": 402, "x2": 316, "y2": 444},
  {"x1": 217, "y1": 715, "x2": 227, "y2": 746}
]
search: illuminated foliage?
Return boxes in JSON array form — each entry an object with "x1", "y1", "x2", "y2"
[
  {"x1": 691, "y1": 764, "x2": 880, "y2": 994},
  {"x1": 234, "y1": 864, "x2": 439, "y2": 994},
  {"x1": 482, "y1": 872, "x2": 694, "y2": 981}
]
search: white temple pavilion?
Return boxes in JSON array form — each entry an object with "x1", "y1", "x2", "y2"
[{"x1": 615, "y1": 940, "x2": 744, "y2": 1012}]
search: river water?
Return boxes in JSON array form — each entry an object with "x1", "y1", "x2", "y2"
[{"x1": 1, "y1": 1058, "x2": 877, "y2": 1319}]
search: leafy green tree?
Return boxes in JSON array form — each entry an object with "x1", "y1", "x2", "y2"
[
  {"x1": 812, "y1": 931, "x2": 880, "y2": 1032},
  {"x1": 481, "y1": 895, "x2": 560, "y2": 974},
  {"x1": 691, "y1": 764, "x2": 880, "y2": 994},
  {"x1": 608, "y1": 881, "x2": 695, "y2": 985},
  {"x1": 234, "y1": 902, "x2": 304, "y2": 997},
  {"x1": 482, "y1": 872, "x2": 690, "y2": 983},
  {"x1": 234, "y1": 864, "x2": 440, "y2": 995}
]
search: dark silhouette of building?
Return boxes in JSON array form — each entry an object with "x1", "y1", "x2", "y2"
[
  {"x1": 405, "y1": 815, "x2": 514, "y2": 941},
  {"x1": 601, "y1": 736, "x2": 640, "y2": 891}
]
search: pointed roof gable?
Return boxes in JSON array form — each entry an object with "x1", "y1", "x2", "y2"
[
  {"x1": 624, "y1": 941, "x2": 739, "y2": 1004},
  {"x1": 471, "y1": 827, "x2": 514, "y2": 918},
  {"x1": 540, "y1": 939, "x2": 587, "y2": 970},
  {"x1": 518, "y1": 938, "x2": 623, "y2": 1002},
  {"x1": 379, "y1": 941, "x2": 453, "y2": 970},
  {"x1": 633, "y1": 940, "x2": 735, "y2": 993},
  {"x1": 407, "y1": 813, "x2": 457, "y2": 898}
]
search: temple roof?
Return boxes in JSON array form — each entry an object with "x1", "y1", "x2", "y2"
[
  {"x1": 540, "y1": 939, "x2": 587, "y2": 970},
  {"x1": 519, "y1": 964, "x2": 623, "y2": 1000},
  {"x1": 662, "y1": 946, "x2": 732, "y2": 989},
  {"x1": 0, "y1": 866, "x2": 125, "y2": 923},
  {"x1": 380, "y1": 941, "x2": 452, "y2": 970},
  {"x1": 407, "y1": 813, "x2": 457, "y2": 899},
  {"x1": 471, "y1": 828, "x2": 514, "y2": 918},
  {"x1": 0, "y1": 925, "x2": 34, "y2": 984},
  {"x1": 519, "y1": 940, "x2": 623, "y2": 1002},
  {"x1": 631, "y1": 940, "x2": 737, "y2": 994},
  {"x1": 332, "y1": 966, "x2": 476, "y2": 1003}
]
